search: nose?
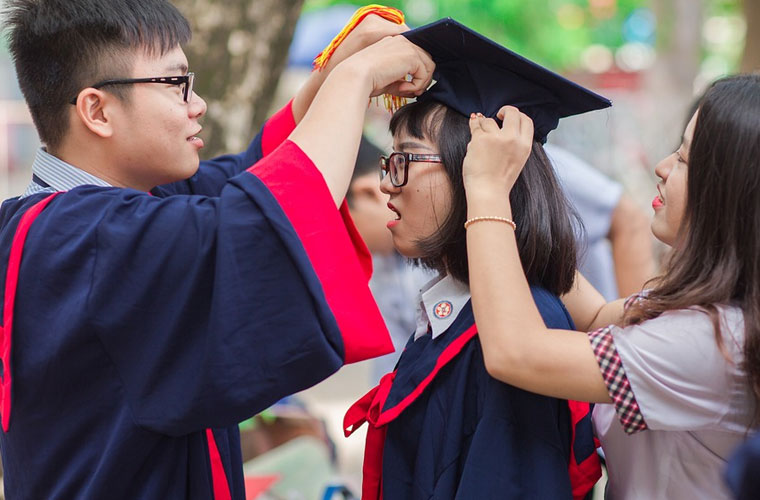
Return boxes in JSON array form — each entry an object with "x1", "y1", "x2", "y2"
[
  {"x1": 379, "y1": 171, "x2": 400, "y2": 195},
  {"x1": 654, "y1": 153, "x2": 674, "y2": 182},
  {"x1": 188, "y1": 91, "x2": 207, "y2": 119}
]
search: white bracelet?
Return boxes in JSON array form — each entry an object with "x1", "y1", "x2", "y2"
[{"x1": 463, "y1": 216, "x2": 517, "y2": 231}]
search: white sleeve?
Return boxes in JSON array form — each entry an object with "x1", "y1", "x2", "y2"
[{"x1": 611, "y1": 308, "x2": 744, "y2": 431}]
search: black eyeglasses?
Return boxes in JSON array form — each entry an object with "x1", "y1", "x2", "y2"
[
  {"x1": 380, "y1": 152, "x2": 443, "y2": 187},
  {"x1": 69, "y1": 72, "x2": 195, "y2": 104}
]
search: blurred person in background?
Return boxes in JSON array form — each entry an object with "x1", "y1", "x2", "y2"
[
  {"x1": 0, "y1": 1, "x2": 434, "y2": 498},
  {"x1": 347, "y1": 136, "x2": 433, "y2": 384},
  {"x1": 546, "y1": 143, "x2": 655, "y2": 300},
  {"x1": 465, "y1": 73, "x2": 760, "y2": 500}
]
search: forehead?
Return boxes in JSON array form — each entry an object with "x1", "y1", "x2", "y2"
[
  {"x1": 131, "y1": 45, "x2": 188, "y2": 75},
  {"x1": 684, "y1": 110, "x2": 699, "y2": 141}
]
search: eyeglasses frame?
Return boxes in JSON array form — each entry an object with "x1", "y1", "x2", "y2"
[
  {"x1": 69, "y1": 72, "x2": 195, "y2": 105},
  {"x1": 379, "y1": 152, "x2": 444, "y2": 187}
]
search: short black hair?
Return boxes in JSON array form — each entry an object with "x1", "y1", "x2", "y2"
[
  {"x1": 346, "y1": 136, "x2": 385, "y2": 207},
  {"x1": 3, "y1": 0, "x2": 191, "y2": 149},
  {"x1": 390, "y1": 100, "x2": 579, "y2": 294},
  {"x1": 353, "y1": 136, "x2": 385, "y2": 181}
]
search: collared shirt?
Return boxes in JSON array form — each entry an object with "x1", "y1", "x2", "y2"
[
  {"x1": 413, "y1": 273, "x2": 471, "y2": 340},
  {"x1": 22, "y1": 148, "x2": 111, "y2": 198}
]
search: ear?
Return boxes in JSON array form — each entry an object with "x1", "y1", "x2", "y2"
[{"x1": 72, "y1": 88, "x2": 116, "y2": 138}]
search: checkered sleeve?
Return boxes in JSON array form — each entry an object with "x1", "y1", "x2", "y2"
[
  {"x1": 588, "y1": 326, "x2": 648, "y2": 434},
  {"x1": 623, "y1": 291, "x2": 648, "y2": 311}
]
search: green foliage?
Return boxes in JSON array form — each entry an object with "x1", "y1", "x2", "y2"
[{"x1": 303, "y1": 0, "x2": 649, "y2": 70}]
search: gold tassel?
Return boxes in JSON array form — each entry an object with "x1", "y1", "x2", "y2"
[{"x1": 312, "y1": 4, "x2": 408, "y2": 113}]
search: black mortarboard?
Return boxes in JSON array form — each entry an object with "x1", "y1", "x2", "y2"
[{"x1": 403, "y1": 18, "x2": 611, "y2": 143}]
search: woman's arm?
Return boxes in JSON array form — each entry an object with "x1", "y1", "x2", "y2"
[
  {"x1": 562, "y1": 271, "x2": 626, "y2": 331},
  {"x1": 463, "y1": 109, "x2": 611, "y2": 403}
]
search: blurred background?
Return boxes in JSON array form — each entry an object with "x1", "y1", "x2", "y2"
[{"x1": 0, "y1": 1, "x2": 757, "y2": 498}]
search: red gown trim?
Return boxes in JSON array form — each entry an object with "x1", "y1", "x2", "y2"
[
  {"x1": 261, "y1": 100, "x2": 296, "y2": 157},
  {"x1": 205, "y1": 429, "x2": 232, "y2": 500},
  {"x1": 1, "y1": 192, "x2": 62, "y2": 431},
  {"x1": 248, "y1": 140, "x2": 392, "y2": 363}
]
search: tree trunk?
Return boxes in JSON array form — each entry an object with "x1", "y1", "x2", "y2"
[
  {"x1": 174, "y1": 0, "x2": 305, "y2": 157},
  {"x1": 741, "y1": 0, "x2": 760, "y2": 72}
]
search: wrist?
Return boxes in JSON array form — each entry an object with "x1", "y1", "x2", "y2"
[
  {"x1": 331, "y1": 57, "x2": 374, "y2": 97},
  {"x1": 465, "y1": 190, "x2": 513, "y2": 220}
]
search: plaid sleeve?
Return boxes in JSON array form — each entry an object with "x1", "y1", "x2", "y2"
[
  {"x1": 588, "y1": 326, "x2": 648, "y2": 434},
  {"x1": 623, "y1": 290, "x2": 649, "y2": 310}
]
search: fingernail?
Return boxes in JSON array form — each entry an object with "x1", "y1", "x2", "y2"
[
  {"x1": 470, "y1": 113, "x2": 476, "y2": 119},
  {"x1": 476, "y1": 112, "x2": 484, "y2": 117}
]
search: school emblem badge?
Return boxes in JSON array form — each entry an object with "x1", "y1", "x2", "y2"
[{"x1": 433, "y1": 300, "x2": 453, "y2": 319}]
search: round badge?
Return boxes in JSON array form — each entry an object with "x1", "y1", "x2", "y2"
[{"x1": 433, "y1": 300, "x2": 453, "y2": 319}]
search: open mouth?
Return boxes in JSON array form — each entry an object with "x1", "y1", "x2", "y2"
[
  {"x1": 388, "y1": 202, "x2": 401, "y2": 220},
  {"x1": 187, "y1": 128, "x2": 203, "y2": 142}
]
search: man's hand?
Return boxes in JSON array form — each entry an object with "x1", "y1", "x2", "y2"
[
  {"x1": 338, "y1": 34, "x2": 434, "y2": 99},
  {"x1": 292, "y1": 14, "x2": 412, "y2": 123}
]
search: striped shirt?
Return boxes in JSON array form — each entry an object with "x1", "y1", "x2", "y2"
[{"x1": 22, "y1": 148, "x2": 111, "y2": 198}]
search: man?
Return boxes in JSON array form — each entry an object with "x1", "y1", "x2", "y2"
[{"x1": 0, "y1": 1, "x2": 433, "y2": 498}]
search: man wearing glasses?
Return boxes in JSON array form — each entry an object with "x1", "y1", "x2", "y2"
[{"x1": 0, "y1": 1, "x2": 433, "y2": 499}]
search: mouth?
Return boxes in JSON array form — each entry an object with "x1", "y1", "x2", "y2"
[
  {"x1": 656, "y1": 186, "x2": 664, "y2": 204},
  {"x1": 187, "y1": 128, "x2": 203, "y2": 145},
  {"x1": 387, "y1": 202, "x2": 401, "y2": 221}
]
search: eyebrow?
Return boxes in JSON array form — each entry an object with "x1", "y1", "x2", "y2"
[
  {"x1": 397, "y1": 141, "x2": 435, "y2": 151},
  {"x1": 165, "y1": 63, "x2": 189, "y2": 74}
]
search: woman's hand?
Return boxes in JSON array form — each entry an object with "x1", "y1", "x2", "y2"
[{"x1": 462, "y1": 106, "x2": 534, "y2": 197}]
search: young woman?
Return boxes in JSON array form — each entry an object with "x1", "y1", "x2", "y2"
[
  {"x1": 463, "y1": 74, "x2": 760, "y2": 499},
  {"x1": 344, "y1": 97, "x2": 600, "y2": 499}
]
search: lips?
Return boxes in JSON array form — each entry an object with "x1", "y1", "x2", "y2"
[
  {"x1": 387, "y1": 202, "x2": 401, "y2": 220},
  {"x1": 653, "y1": 187, "x2": 664, "y2": 209},
  {"x1": 187, "y1": 128, "x2": 203, "y2": 141}
]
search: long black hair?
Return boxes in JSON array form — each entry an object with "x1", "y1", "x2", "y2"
[
  {"x1": 625, "y1": 74, "x2": 760, "y2": 417},
  {"x1": 390, "y1": 100, "x2": 579, "y2": 295}
]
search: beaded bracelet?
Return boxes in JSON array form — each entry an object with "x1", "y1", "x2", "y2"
[{"x1": 463, "y1": 216, "x2": 517, "y2": 231}]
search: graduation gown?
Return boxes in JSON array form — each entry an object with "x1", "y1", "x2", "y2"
[
  {"x1": 345, "y1": 287, "x2": 600, "y2": 500},
  {"x1": 0, "y1": 102, "x2": 392, "y2": 499}
]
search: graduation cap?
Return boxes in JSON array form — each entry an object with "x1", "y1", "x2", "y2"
[{"x1": 403, "y1": 18, "x2": 611, "y2": 143}]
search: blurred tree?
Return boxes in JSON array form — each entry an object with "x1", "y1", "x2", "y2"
[
  {"x1": 174, "y1": 0, "x2": 305, "y2": 157},
  {"x1": 741, "y1": 0, "x2": 759, "y2": 71},
  {"x1": 651, "y1": 0, "x2": 701, "y2": 91}
]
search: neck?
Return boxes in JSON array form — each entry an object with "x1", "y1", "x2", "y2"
[{"x1": 52, "y1": 139, "x2": 151, "y2": 192}]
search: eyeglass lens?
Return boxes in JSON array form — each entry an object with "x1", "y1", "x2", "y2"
[{"x1": 390, "y1": 153, "x2": 406, "y2": 186}]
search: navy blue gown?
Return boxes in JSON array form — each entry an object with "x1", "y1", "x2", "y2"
[
  {"x1": 345, "y1": 287, "x2": 599, "y2": 500},
  {"x1": 0, "y1": 103, "x2": 391, "y2": 499}
]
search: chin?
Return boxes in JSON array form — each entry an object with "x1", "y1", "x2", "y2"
[{"x1": 394, "y1": 244, "x2": 422, "y2": 259}]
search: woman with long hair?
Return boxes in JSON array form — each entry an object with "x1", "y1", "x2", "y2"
[{"x1": 463, "y1": 74, "x2": 760, "y2": 499}]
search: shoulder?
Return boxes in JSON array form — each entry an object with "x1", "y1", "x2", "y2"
[
  {"x1": 529, "y1": 286, "x2": 575, "y2": 330},
  {"x1": 618, "y1": 305, "x2": 744, "y2": 354}
]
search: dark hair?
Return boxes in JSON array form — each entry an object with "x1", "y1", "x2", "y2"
[
  {"x1": 346, "y1": 136, "x2": 385, "y2": 208},
  {"x1": 389, "y1": 100, "x2": 579, "y2": 295},
  {"x1": 3, "y1": 0, "x2": 191, "y2": 150},
  {"x1": 624, "y1": 74, "x2": 760, "y2": 417}
]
